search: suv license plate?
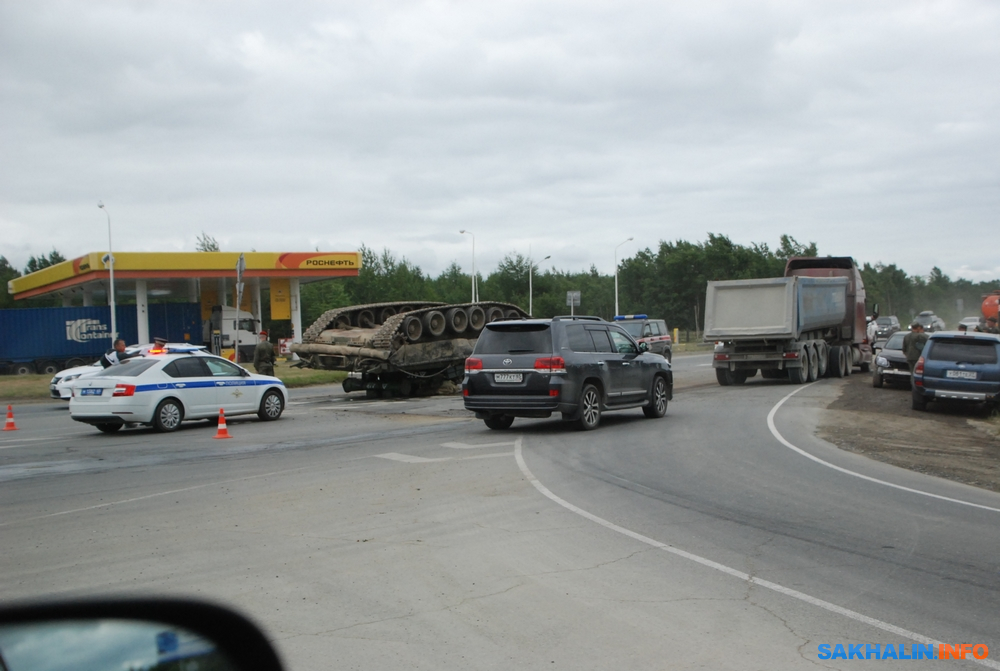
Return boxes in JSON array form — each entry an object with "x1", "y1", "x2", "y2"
[
  {"x1": 81, "y1": 388, "x2": 103, "y2": 396},
  {"x1": 946, "y1": 370, "x2": 977, "y2": 380},
  {"x1": 494, "y1": 373, "x2": 523, "y2": 383}
]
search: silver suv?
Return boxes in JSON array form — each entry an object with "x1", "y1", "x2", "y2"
[{"x1": 462, "y1": 316, "x2": 673, "y2": 431}]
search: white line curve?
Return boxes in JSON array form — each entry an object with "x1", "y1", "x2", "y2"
[
  {"x1": 513, "y1": 436, "x2": 1000, "y2": 670},
  {"x1": 767, "y1": 384, "x2": 1000, "y2": 514}
]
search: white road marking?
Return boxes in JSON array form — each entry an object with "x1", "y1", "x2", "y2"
[
  {"x1": 513, "y1": 436, "x2": 1000, "y2": 670},
  {"x1": 697, "y1": 363, "x2": 713, "y2": 367},
  {"x1": 767, "y1": 384, "x2": 1000, "y2": 514},
  {"x1": 441, "y1": 441, "x2": 517, "y2": 449},
  {"x1": 0, "y1": 435, "x2": 79, "y2": 449}
]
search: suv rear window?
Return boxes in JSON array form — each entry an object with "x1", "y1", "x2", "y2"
[
  {"x1": 476, "y1": 324, "x2": 552, "y2": 354},
  {"x1": 926, "y1": 339, "x2": 998, "y2": 365}
]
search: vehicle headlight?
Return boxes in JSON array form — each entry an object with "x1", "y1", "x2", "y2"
[
  {"x1": 51, "y1": 376, "x2": 60, "y2": 384},
  {"x1": 876, "y1": 356, "x2": 888, "y2": 367},
  {"x1": 62, "y1": 374, "x2": 80, "y2": 383}
]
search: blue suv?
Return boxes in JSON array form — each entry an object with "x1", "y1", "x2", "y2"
[{"x1": 911, "y1": 331, "x2": 1000, "y2": 412}]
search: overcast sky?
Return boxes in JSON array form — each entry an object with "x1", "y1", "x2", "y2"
[{"x1": 2, "y1": 1, "x2": 998, "y2": 282}]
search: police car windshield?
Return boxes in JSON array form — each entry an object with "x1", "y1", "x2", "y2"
[
  {"x1": 619, "y1": 322, "x2": 643, "y2": 337},
  {"x1": 92, "y1": 359, "x2": 160, "y2": 377}
]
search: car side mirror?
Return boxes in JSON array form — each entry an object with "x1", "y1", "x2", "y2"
[
  {"x1": 0, "y1": 598, "x2": 284, "y2": 671},
  {"x1": 638, "y1": 342, "x2": 649, "y2": 353}
]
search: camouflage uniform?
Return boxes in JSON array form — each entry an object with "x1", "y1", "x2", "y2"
[
  {"x1": 902, "y1": 328, "x2": 929, "y2": 372},
  {"x1": 253, "y1": 338, "x2": 276, "y2": 376}
]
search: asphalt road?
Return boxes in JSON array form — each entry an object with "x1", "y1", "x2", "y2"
[{"x1": 1, "y1": 355, "x2": 998, "y2": 670}]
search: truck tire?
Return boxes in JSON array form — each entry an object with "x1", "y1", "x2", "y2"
[
  {"x1": 872, "y1": 369, "x2": 883, "y2": 388},
  {"x1": 844, "y1": 347, "x2": 853, "y2": 376},
  {"x1": 716, "y1": 368, "x2": 733, "y2": 386},
  {"x1": 806, "y1": 345, "x2": 819, "y2": 382},
  {"x1": 731, "y1": 370, "x2": 748, "y2": 385},
  {"x1": 38, "y1": 361, "x2": 60, "y2": 376},
  {"x1": 816, "y1": 343, "x2": 829, "y2": 377},
  {"x1": 828, "y1": 346, "x2": 844, "y2": 378},
  {"x1": 13, "y1": 363, "x2": 34, "y2": 375},
  {"x1": 787, "y1": 360, "x2": 808, "y2": 384}
]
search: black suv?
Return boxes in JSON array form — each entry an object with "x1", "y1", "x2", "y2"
[{"x1": 462, "y1": 316, "x2": 673, "y2": 430}]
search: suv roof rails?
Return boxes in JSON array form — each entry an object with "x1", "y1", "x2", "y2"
[{"x1": 551, "y1": 315, "x2": 604, "y2": 322}]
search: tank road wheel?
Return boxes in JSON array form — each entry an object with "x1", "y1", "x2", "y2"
[
  {"x1": 504, "y1": 309, "x2": 521, "y2": 320},
  {"x1": 716, "y1": 368, "x2": 733, "y2": 386},
  {"x1": 356, "y1": 310, "x2": 376, "y2": 328},
  {"x1": 258, "y1": 389, "x2": 285, "y2": 421},
  {"x1": 422, "y1": 311, "x2": 446, "y2": 337},
  {"x1": 96, "y1": 423, "x2": 123, "y2": 434},
  {"x1": 643, "y1": 376, "x2": 669, "y2": 418},
  {"x1": 806, "y1": 345, "x2": 820, "y2": 382},
  {"x1": 334, "y1": 315, "x2": 351, "y2": 329},
  {"x1": 379, "y1": 306, "x2": 397, "y2": 323},
  {"x1": 577, "y1": 384, "x2": 602, "y2": 431},
  {"x1": 397, "y1": 305, "x2": 414, "y2": 314},
  {"x1": 402, "y1": 316, "x2": 424, "y2": 342},
  {"x1": 153, "y1": 399, "x2": 184, "y2": 433},
  {"x1": 445, "y1": 308, "x2": 468, "y2": 333},
  {"x1": 484, "y1": 414, "x2": 515, "y2": 430},
  {"x1": 485, "y1": 306, "x2": 505, "y2": 323},
  {"x1": 466, "y1": 306, "x2": 486, "y2": 333}
]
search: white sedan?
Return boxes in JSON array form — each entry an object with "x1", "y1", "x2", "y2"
[{"x1": 70, "y1": 350, "x2": 287, "y2": 433}]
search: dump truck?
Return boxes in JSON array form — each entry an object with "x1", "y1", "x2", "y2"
[
  {"x1": 291, "y1": 301, "x2": 529, "y2": 397},
  {"x1": 704, "y1": 257, "x2": 874, "y2": 385}
]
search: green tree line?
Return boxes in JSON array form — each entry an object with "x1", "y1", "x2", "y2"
[{"x1": 4, "y1": 239, "x2": 998, "y2": 334}]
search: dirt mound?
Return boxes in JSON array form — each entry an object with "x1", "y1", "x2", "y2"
[{"x1": 818, "y1": 374, "x2": 1000, "y2": 492}]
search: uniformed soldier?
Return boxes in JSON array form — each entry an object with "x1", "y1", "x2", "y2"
[
  {"x1": 902, "y1": 322, "x2": 929, "y2": 373},
  {"x1": 253, "y1": 330, "x2": 276, "y2": 376}
]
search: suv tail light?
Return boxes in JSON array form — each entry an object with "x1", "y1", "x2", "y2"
[
  {"x1": 913, "y1": 356, "x2": 925, "y2": 385},
  {"x1": 465, "y1": 358, "x2": 483, "y2": 371},
  {"x1": 534, "y1": 357, "x2": 566, "y2": 372},
  {"x1": 113, "y1": 384, "x2": 136, "y2": 397}
]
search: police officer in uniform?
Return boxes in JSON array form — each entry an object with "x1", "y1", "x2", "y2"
[
  {"x1": 253, "y1": 330, "x2": 276, "y2": 376},
  {"x1": 101, "y1": 339, "x2": 136, "y2": 368}
]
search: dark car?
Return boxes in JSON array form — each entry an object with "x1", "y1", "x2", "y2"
[
  {"x1": 914, "y1": 310, "x2": 946, "y2": 332},
  {"x1": 872, "y1": 331, "x2": 910, "y2": 388},
  {"x1": 613, "y1": 314, "x2": 673, "y2": 362},
  {"x1": 911, "y1": 331, "x2": 1000, "y2": 412},
  {"x1": 463, "y1": 316, "x2": 673, "y2": 430},
  {"x1": 874, "y1": 315, "x2": 900, "y2": 341}
]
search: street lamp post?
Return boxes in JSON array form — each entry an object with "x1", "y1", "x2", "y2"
[
  {"x1": 614, "y1": 237, "x2": 633, "y2": 317},
  {"x1": 97, "y1": 201, "x2": 117, "y2": 340},
  {"x1": 529, "y1": 254, "x2": 550, "y2": 317},
  {"x1": 459, "y1": 229, "x2": 477, "y2": 302}
]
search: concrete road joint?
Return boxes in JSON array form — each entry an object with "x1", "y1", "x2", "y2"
[
  {"x1": 513, "y1": 436, "x2": 1000, "y2": 671},
  {"x1": 767, "y1": 384, "x2": 1000, "y2": 514}
]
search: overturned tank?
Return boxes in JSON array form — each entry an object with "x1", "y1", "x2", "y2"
[{"x1": 291, "y1": 301, "x2": 529, "y2": 397}]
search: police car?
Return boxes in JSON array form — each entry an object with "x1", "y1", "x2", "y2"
[
  {"x1": 613, "y1": 315, "x2": 673, "y2": 362},
  {"x1": 69, "y1": 346, "x2": 287, "y2": 433}
]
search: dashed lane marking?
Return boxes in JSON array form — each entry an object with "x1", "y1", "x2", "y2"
[{"x1": 441, "y1": 441, "x2": 517, "y2": 449}]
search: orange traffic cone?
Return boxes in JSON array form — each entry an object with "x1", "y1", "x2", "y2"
[
  {"x1": 3, "y1": 405, "x2": 18, "y2": 431},
  {"x1": 213, "y1": 408, "x2": 232, "y2": 439}
]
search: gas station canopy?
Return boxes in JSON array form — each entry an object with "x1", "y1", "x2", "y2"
[{"x1": 7, "y1": 251, "x2": 360, "y2": 347}]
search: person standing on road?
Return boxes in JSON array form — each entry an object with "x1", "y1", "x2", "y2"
[
  {"x1": 253, "y1": 330, "x2": 276, "y2": 376},
  {"x1": 100, "y1": 338, "x2": 136, "y2": 368},
  {"x1": 902, "y1": 322, "x2": 929, "y2": 374}
]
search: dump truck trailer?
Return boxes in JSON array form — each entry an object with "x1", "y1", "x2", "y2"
[{"x1": 705, "y1": 257, "x2": 874, "y2": 385}]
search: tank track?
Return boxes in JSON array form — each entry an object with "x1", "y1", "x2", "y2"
[
  {"x1": 370, "y1": 302, "x2": 528, "y2": 349},
  {"x1": 301, "y1": 301, "x2": 444, "y2": 343}
]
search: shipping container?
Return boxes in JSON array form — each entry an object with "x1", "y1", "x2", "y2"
[{"x1": 0, "y1": 304, "x2": 201, "y2": 374}]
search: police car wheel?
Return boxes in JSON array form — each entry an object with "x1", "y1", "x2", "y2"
[
  {"x1": 154, "y1": 399, "x2": 184, "y2": 432},
  {"x1": 258, "y1": 390, "x2": 284, "y2": 421}
]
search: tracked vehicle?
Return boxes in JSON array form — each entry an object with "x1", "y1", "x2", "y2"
[{"x1": 291, "y1": 301, "x2": 529, "y2": 397}]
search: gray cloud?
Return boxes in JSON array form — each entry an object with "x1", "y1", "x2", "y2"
[{"x1": 1, "y1": 0, "x2": 997, "y2": 282}]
